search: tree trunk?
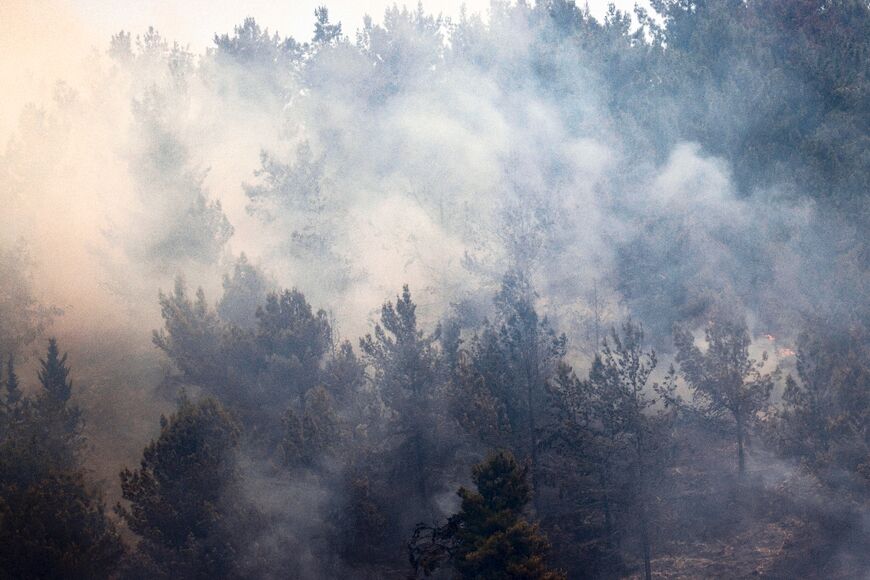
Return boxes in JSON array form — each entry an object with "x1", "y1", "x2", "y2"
[
  {"x1": 736, "y1": 412, "x2": 745, "y2": 476},
  {"x1": 413, "y1": 430, "x2": 431, "y2": 519},
  {"x1": 527, "y1": 380, "x2": 541, "y2": 514},
  {"x1": 635, "y1": 435, "x2": 652, "y2": 580},
  {"x1": 524, "y1": 337, "x2": 543, "y2": 515},
  {"x1": 640, "y1": 506, "x2": 652, "y2": 580},
  {"x1": 600, "y1": 468, "x2": 614, "y2": 550}
]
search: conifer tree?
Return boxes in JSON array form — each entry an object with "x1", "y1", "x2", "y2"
[
  {"x1": 587, "y1": 320, "x2": 673, "y2": 580},
  {"x1": 217, "y1": 253, "x2": 270, "y2": 329},
  {"x1": 32, "y1": 338, "x2": 83, "y2": 471},
  {"x1": 360, "y1": 285, "x2": 441, "y2": 516},
  {"x1": 5, "y1": 354, "x2": 21, "y2": 414},
  {"x1": 673, "y1": 313, "x2": 774, "y2": 475},
  {"x1": 776, "y1": 320, "x2": 870, "y2": 488},
  {"x1": 0, "y1": 339, "x2": 83, "y2": 477},
  {"x1": 153, "y1": 279, "x2": 226, "y2": 394},
  {"x1": 256, "y1": 288, "x2": 332, "y2": 397},
  {"x1": 469, "y1": 271, "x2": 567, "y2": 510},
  {"x1": 333, "y1": 469, "x2": 390, "y2": 567},
  {"x1": 313, "y1": 6, "x2": 342, "y2": 44},
  {"x1": 0, "y1": 340, "x2": 122, "y2": 578},
  {"x1": 118, "y1": 396, "x2": 245, "y2": 578},
  {"x1": 38, "y1": 338, "x2": 72, "y2": 404},
  {"x1": 282, "y1": 385, "x2": 340, "y2": 467},
  {"x1": 410, "y1": 451, "x2": 565, "y2": 579},
  {"x1": 0, "y1": 472, "x2": 123, "y2": 578},
  {"x1": 322, "y1": 340, "x2": 366, "y2": 407}
]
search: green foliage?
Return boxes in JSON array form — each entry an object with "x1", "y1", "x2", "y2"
[
  {"x1": 322, "y1": 340, "x2": 366, "y2": 407},
  {"x1": 360, "y1": 285, "x2": 445, "y2": 518},
  {"x1": 32, "y1": 339, "x2": 84, "y2": 472},
  {"x1": 448, "y1": 353, "x2": 512, "y2": 449},
  {"x1": 256, "y1": 288, "x2": 332, "y2": 395},
  {"x1": 0, "y1": 472, "x2": 123, "y2": 579},
  {"x1": 128, "y1": 87, "x2": 233, "y2": 267},
  {"x1": 154, "y1": 280, "x2": 335, "y2": 453},
  {"x1": 0, "y1": 340, "x2": 82, "y2": 481},
  {"x1": 588, "y1": 321, "x2": 673, "y2": 579},
  {"x1": 0, "y1": 243, "x2": 57, "y2": 361},
  {"x1": 360, "y1": 285, "x2": 440, "y2": 414},
  {"x1": 332, "y1": 471, "x2": 390, "y2": 566},
  {"x1": 212, "y1": 17, "x2": 302, "y2": 99},
  {"x1": 38, "y1": 338, "x2": 72, "y2": 403},
  {"x1": 357, "y1": 4, "x2": 445, "y2": 98},
  {"x1": 0, "y1": 341, "x2": 122, "y2": 578},
  {"x1": 153, "y1": 278, "x2": 226, "y2": 390},
  {"x1": 118, "y1": 396, "x2": 244, "y2": 578},
  {"x1": 410, "y1": 451, "x2": 564, "y2": 579},
  {"x1": 547, "y1": 320, "x2": 674, "y2": 578},
  {"x1": 647, "y1": 0, "x2": 870, "y2": 202}
]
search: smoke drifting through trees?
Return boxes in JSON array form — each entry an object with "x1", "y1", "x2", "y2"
[{"x1": 1, "y1": 0, "x2": 868, "y2": 578}]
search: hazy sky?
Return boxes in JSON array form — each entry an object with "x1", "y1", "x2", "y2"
[{"x1": 71, "y1": 0, "x2": 640, "y2": 50}]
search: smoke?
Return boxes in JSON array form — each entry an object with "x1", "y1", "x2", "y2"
[
  {"x1": 3, "y1": 1, "x2": 839, "y2": 345},
  {"x1": 2, "y1": 1, "x2": 866, "y2": 575}
]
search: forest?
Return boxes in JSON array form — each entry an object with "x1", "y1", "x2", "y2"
[{"x1": 0, "y1": 0, "x2": 869, "y2": 578}]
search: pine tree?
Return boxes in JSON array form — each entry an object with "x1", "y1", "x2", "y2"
[
  {"x1": 153, "y1": 278, "x2": 227, "y2": 395},
  {"x1": 360, "y1": 285, "x2": 441, "y2": 517},
  {"x1": 155, "y1": 281, "x2": 333, "y2": 455},
  {"x1": 447, "y1": 351, "x2": 511, "y2": 449},
  {"x1": 409, "y1": 451, "x2": 565, "y2": 579},
  {"x1": 333, "y1": 470, "x2": 389, "y2": 567},
  {"x1": 453, "y1": 451, "x2": 564, "y2": 580},
  {"x1": 673, "y1": 313, "x2": 774, "y2": 475},
  {"x1": 776, "y1": 320, "x2": 870, "y2": 489},
  {"x1": 5, "y1": 355, "x2": 21, "y2": 413},
  {"x1": 313, "y1": 6, "x2": 342, "y2": 44},
  {"x1": 217, "y1": 253, "x2": 270, "y2": 329},
  {"x1": 0, "y1": 341, "x2": 122, "y2": 578},
  {"x1": 282, "y1": 385, "x2": 340, "y2": 467},
  {"x1": 586, "y1": 320, "x2": 673, "y2": 580},
  {"x1": 469, "y1": 271, "x2": 567, "y2": 511},
  {"x1": 0, "y1": 340, "x2": 83, "y2": 479},
  {"x1": 0, "y1": 472, "x2": 123, "y2": 578},
  {"x1": 322, "y1": 340, "x2": 366, "y2": 407},
  {"x1": 118, "y1": 396, "x2": 245, "y2": 578},
  {"x1": 32, "y1": 338, "x2": 83, "y2": 471},
  {"x1": 255, "y1": 288, "x2": 332, "y2": 398},
  {"x1": 38, "y1": 338, "x2": 71, "y2": 404}
]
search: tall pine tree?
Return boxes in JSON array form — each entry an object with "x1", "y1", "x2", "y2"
[
  {"x1": 360, "y1": 285, "x2": 442, "y2": 520},
  {"x1": 0, "y1": 339, "x2": 122, "y2": 578}
]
